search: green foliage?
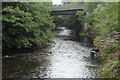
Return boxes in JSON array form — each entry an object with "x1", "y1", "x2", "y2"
[
  {"x1": 94, "y1": 31, "x2": 120, "y2": 57},
  {"x1": 53, "y1": 15, "x2": 65, "y2": 27},
  {"x1": 77, "y1": 2, "x2": 119, "y2": 35},
  {"x1": 76, "y1": 2, "x2": 119, "y2": 78},
  {"x1": 2, "y1": 2, "x2": 55, "y2": 49},
  {"x1": 63, "y1": 15, "x2": 77, "y2": 28},
  {"x1": 93, "y1": 3, "x2": 119, "y2": 78},
  {"x1": 76, "y1": 10, "x2": 86, "y2": 26},
  {"x1": 84, "y1": 2, "x2": 101, "y2": 13},
  {"x1": 94, "y1": 31, "x2": 120, "y2": 78}
]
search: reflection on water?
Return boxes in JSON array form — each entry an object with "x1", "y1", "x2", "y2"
[{"x1": 2, "y1": 27, "x2": 101, "y2": 79}]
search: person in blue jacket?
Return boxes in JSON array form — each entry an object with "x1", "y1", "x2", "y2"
[
  {"x1": 90, "y1": 49, "x2": 100, "y2": 59},
  {"x1": 90, "y1": 49, "x2": 96, "y2": 59}
]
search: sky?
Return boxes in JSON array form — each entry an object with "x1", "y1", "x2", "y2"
[{"x1": 52, "y1": 0, "x2": 62, "y2": 5}]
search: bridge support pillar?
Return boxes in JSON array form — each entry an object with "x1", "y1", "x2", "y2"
[{"x1": 84, "y1": 12, "x2": 89, "y2": 30}]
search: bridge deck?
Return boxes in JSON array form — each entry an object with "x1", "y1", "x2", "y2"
[{"x1": 51, "y1": 8, "x2": 83, "y2": 15}]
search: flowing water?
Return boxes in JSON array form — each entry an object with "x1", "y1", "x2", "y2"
[{"x1": 2, "y1": 27, "x2": 101, "y2": 79}]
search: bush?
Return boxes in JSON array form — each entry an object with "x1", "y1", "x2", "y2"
[{"x1": 94, "y1": 31, "x2": 120, "y2": 78}]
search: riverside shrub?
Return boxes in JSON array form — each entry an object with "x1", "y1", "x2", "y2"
[{"x1": 94, "y1": 31, "x2": 120, "y2": 78}]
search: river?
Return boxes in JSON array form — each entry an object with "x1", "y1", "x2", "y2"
[{"x1": 2, "y1": 27, "x2": 101, "y2": 79}]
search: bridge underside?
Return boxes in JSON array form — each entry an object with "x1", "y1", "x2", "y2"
[{"x1": 51, "y1": 9, "x2": 83, "y2": 15}]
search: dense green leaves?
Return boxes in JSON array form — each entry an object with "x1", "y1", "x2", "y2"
[
  {"x1": 84, "y1": 2, "x2": 101, "y2": 13},
  {"x1": 76, "y1": 2, "x2": 119, "y2": 78},
  {"x1": 77, "y1": 2, "x2": 119, "y2": 35},
  {"x1": 2, "y1": 2, "x2": 55, "y2": 49}
]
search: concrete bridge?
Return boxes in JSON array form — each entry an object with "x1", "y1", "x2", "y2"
[{"x1": 50, "y1": 8, "x2": 83, "y2": 15}]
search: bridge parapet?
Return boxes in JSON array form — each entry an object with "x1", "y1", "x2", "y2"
[{"x1": 51, "y1": 8, "x2": 83, "y2": 15}]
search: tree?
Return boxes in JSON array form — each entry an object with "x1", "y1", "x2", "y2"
[{"x1": 2, "y1": 2, "x2": 55, "y2": 50}]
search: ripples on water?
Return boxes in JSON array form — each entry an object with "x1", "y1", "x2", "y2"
[{"x1": 2, "y1": 27, "x2": 101, "y2": 79}]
